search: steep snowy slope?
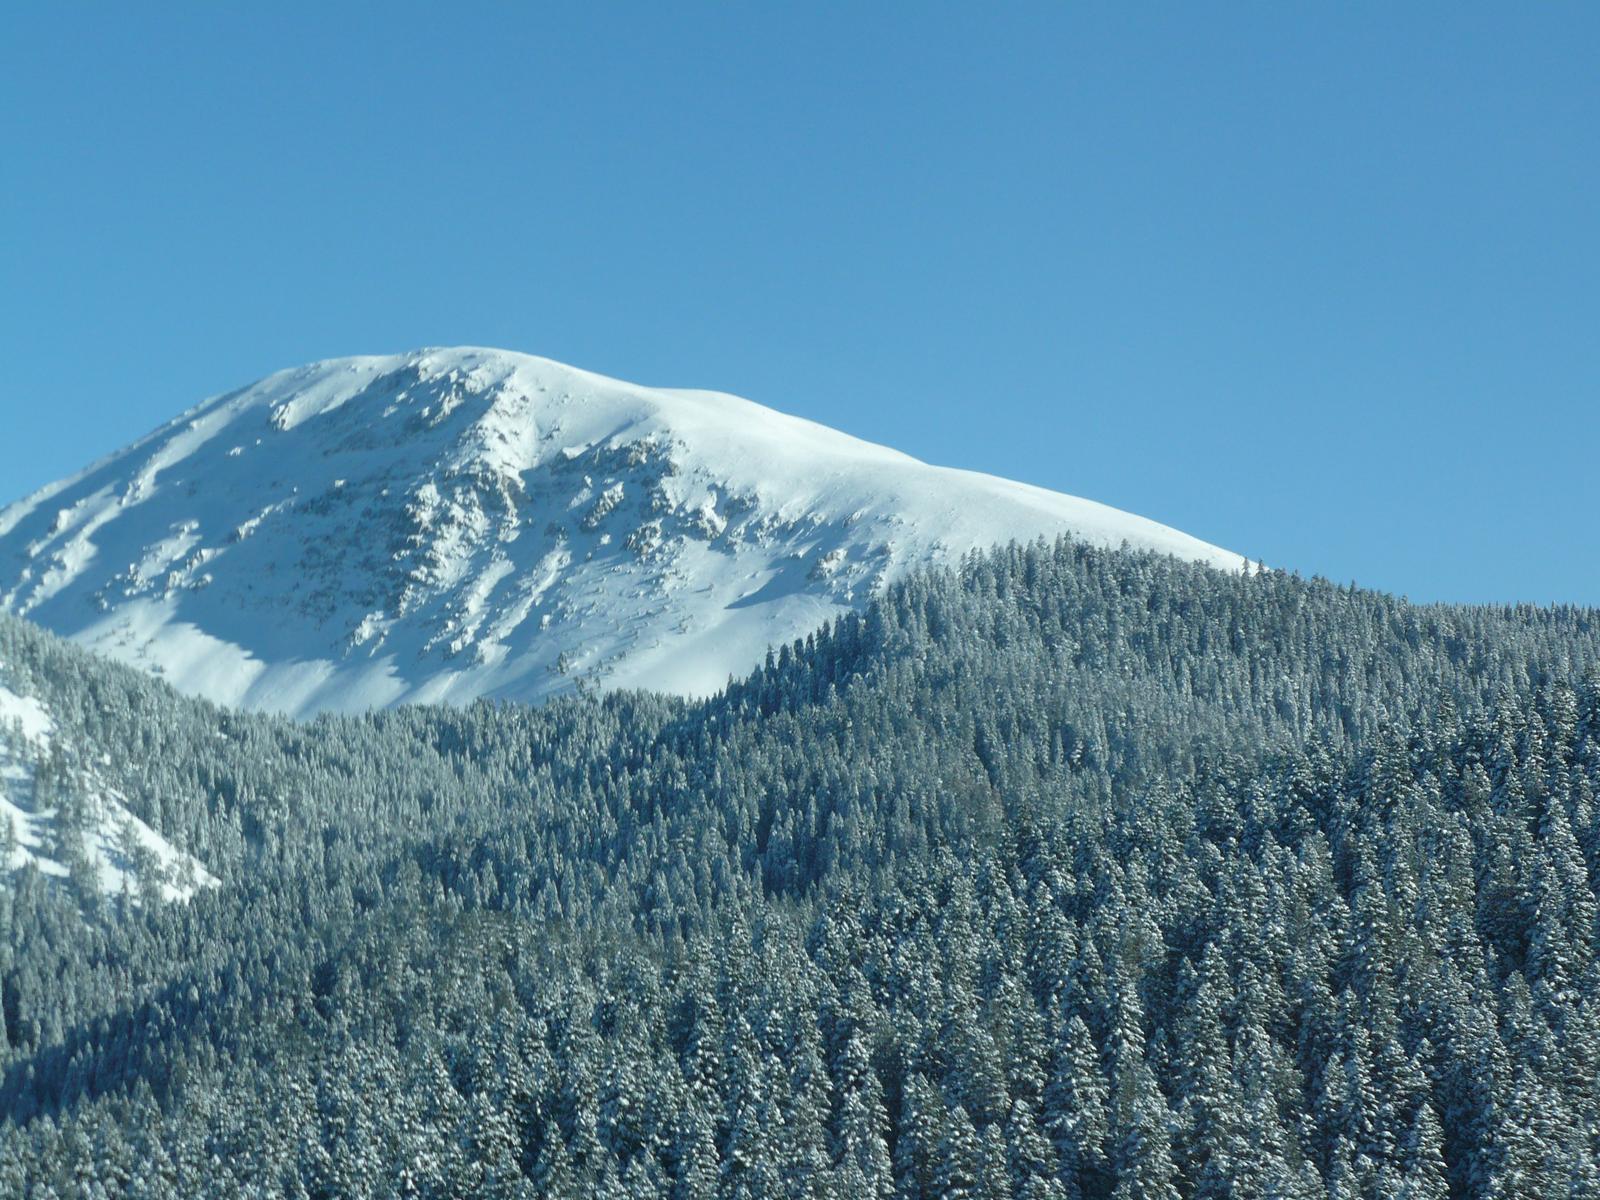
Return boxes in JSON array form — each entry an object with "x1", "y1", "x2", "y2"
[
  {"x1": 0, "y1": 664, "x2": 216, "y2": 902},
  {"x1": 0, "y1": 348, "x2": 1245, "y2": 715}
]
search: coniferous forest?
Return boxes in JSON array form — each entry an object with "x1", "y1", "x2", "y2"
[{"x1": 3, "y1": 538, "x2": 1599, "y2": 1198}]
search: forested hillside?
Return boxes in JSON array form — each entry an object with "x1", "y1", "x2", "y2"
[{"x1": 2, "y1": 539, "x2": 1598, "y2": 1198}]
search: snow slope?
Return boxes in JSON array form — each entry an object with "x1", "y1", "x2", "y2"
[
  {"x1": 0, "y1": 670, "x2": 216, "y2": 902},
  {"x1": 0, "y1": 348, "x2": 1245, "y2": 716}
]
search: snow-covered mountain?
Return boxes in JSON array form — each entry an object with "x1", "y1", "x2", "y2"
[{"x1": 0, "y1": 348, "x2": 1244, "y2": 716}]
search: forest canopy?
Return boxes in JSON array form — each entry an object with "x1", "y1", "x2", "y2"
[{"x1": 2, "y1": 538, "x2": 1598, "y2": 1198}]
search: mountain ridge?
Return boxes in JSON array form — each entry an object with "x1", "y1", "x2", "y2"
[{"x1": 0, "y1": 347, "x2": 1245, "y2": 715}]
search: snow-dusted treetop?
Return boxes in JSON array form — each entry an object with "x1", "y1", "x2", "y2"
[{"x1": 0, "y1": 348, "x2": 1244, "y2": 715}]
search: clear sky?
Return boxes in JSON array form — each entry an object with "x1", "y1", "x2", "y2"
[{"x1": 3, "y1": 4, "x2": 1595, "y2": 605}]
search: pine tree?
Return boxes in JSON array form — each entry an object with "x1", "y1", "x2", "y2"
[
  {"x1": 931, "y1": 1104, "x2": 983, "y2": 1200},
  {"x1": 1390, "y1": 1102, "x2": 1449, "y2": 1200},
  {"x1": 1109, "y1": 1058, "x2": 1178, "y2": 1200},
  {"x1": 1042, "y1": 1015, "x2": 1109, "y2": 1196},
  {"x1": 670, "y1": 1111, "x2": 718, "y2": 1200},
  {"x1": 833, "y1": 1032, "x2": 894, "y2": 1199}
]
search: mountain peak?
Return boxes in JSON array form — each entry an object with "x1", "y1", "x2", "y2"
[{"x1": 0, "y1": 348, "x2": 1243, "y2": 715}]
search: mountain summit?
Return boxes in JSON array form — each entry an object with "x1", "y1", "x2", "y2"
[{"x1": 0, "y1": 348, "x2": 1243, "y2": 715}]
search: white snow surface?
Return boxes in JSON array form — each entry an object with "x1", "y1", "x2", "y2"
[
  {"x1": 0, "y1": 674, "x2": 216, "y2": 903},
  {"x1": 0, "y1": 347, "x2": 1245, "y2": 716}
]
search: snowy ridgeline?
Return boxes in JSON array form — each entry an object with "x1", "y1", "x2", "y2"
[
  {"x1": 0, "y1": 675, "x2": 215, "y2": 904},
  {"x1": 0, "y1": 347, "x2": 1244, "y2": 717}
]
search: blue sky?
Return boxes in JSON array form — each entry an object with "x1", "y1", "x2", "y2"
[{"x1": 3, "y1": 4, "x2": 1595, "y2": 604}]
